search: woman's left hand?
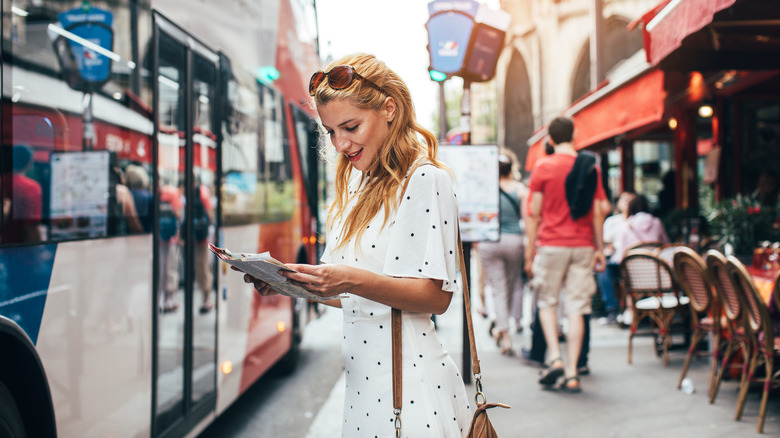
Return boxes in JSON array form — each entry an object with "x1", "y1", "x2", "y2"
[{"x1": 281, "y1": 263, "x2": 352, "y2": 298}]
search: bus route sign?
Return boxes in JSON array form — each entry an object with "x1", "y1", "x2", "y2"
[
  {"x1": 426, "y1": 0, "x2": 478, "y2": 75},
  {"x1": 55, "y1": 7, "x2": 114, "y2": 89}
]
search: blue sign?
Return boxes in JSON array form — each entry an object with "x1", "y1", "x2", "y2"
[
  {"x1": 57, "y1": 7, "x2": 114, "y2": 85},
  {"x1": 426, "y1": 11, "x2": 475, "y2": 74}
]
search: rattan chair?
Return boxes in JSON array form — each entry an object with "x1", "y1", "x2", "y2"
[
  {"x1": 656, "y1": 243, "x2": 683, "y2": 266},
  {"x1": 673, "y1": 247, "x2": 720, "y2": 397},
  {"x1": 620, "y1": 249, "x2": 689, "y2": 366},
  {"x1": 706, "y1": 249, "x2": 750, "y2": 405},
  {"x1": 626, "y1": 241, "x2": 664, "y2": 252},
  {"x1": 726, "y1": 256, "x2": 780, "y2": 434}
]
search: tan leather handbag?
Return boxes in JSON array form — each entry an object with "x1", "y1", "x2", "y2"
[{"x1": 391, "y1": 234, "x2": 510, "y2": 437}]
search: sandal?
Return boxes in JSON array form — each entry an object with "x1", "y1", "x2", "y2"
[
  {"x1": 538, "y1": 358, "x2": 564, "y2": 386},
  {"x1": 560, "y1": 376, "x2": 582, "y2": 393}
]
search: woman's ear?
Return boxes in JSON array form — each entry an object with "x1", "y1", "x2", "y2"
[{"x1": 383, "y1": 96, "x2": 397, "y2": 123}]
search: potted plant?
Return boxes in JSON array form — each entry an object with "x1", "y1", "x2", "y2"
[{"x1": 705, "y1": 193, "x2": 779, "y2": 262}]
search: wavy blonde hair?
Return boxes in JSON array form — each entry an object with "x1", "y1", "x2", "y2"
[{"x1": 311, "y1": 53, "x2": 448, "y2": 249}]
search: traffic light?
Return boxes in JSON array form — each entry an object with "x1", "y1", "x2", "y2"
[
  {"x1": 256, "y1": 66, "x2": 280, "y2": 85},
  {"x1": 429, "y1": 70, "x2": 447, "y2": 82}
]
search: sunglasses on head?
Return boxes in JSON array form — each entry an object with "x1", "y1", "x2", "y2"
[{"x1": 309, "y1": 65, "x2": 387, "y2": 96}]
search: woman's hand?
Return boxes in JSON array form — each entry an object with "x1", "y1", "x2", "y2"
[
  {"x1": 281, "y1": 263, "x2": 351, "y2": 298},
  {"x1": 231, "y1": 266, "x2": 278, "y2": 297}
]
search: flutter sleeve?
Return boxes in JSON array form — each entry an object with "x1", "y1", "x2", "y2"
[{"x1": 383, "y1": 164, "x2": 460, "y2": 292}]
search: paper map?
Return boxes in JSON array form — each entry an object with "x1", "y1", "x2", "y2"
[{"x1": 209, "y1": 243, "x2": 332, "y2": 303}]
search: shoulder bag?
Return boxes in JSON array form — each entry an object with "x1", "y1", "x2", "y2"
[{"x1": 391, "y1": 232, "x2": 510, "y2": 437}]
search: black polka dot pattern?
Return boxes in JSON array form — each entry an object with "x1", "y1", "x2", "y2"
[{"x1": 320, "y1": 164, "x2": 469, "y2": 436}]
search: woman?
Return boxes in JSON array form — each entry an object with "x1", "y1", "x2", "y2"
[
  {"x1": 242, "y1": 54, "x2": 470, "y2": 437},
  {"x1": 614, "y1": 194, "x2": 669, "y2": 263},
  {"x1": 477, "y1": 152, "x2": 525, "y2": 354}
]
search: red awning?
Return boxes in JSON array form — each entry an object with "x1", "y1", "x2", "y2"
[
  {"x1": 524, "y1": 137, "x2": 545, "y2": 172},
  {"x1": 568, "y1": 68, "x2": 665, "y2": 149},
  {"x1": 641, "y1": 0, "x2": 737, "y2": 65},
  {"x1": 525, "y1": 54, "x2": 666, "y2": 172}
]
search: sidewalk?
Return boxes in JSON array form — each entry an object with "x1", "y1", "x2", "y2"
[{"x1": 305, "y1": 294, "x2": 779, "y2": 437}]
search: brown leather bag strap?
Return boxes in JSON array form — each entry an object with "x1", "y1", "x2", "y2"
[
  {"x1": 458, "y1": 232, "x2": 482, "y2": 376},
  {"x1": 391, "y1": 308, "x2": 403, "y2": 436},
  {"x1": 391, "y1": 308, "x2": 403, "y2": 409}
]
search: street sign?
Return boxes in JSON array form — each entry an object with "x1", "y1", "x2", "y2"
[
  {"x1": 52, "y1": 6, "x2": 115, "y2": 91},
  {"x1": 426, "y1": 0, "x2": 510, "y2": 82},
  {"x1": 461, "y1": 23, "x2": 506, "y2": 81},
  {"x1": 426, "y1": 10, "x2": 475, "y2": 75}
]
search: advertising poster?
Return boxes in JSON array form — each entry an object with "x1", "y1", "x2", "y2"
[
  {"x1": 49, "y1": 150, "x2": 110, "y2": 239},
  {"x1": 438, "y1": 145, "x2": 499, "y2": 242}
]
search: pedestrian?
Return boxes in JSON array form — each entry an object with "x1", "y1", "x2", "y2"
[
  {"x1": 478, "y1": 152, "x2": 526, "y2": 355},
  {"x1": 524, "y1": 116, "x2": 607, "y2": 393},
  {"x1": 596, "y1": 191, "x2": 635, "y2": 325},
  {"x1": 522, "y1": 306, "x2": 591, "y2": 376},
  {"x1": 613, "y1": 194, "x2": 669, "y2": 264},
  {"x1": 241, "y1": 53, "x2": 471, "y2": 437}
]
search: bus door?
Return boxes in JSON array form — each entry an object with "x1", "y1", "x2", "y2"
[{"x1": 152, "y1": 14, "x2": 219, "y2": 437}]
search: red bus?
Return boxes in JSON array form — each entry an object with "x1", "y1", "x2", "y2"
[{"x1": 0, "y1": 1, "x2": 325, "y2": 437}]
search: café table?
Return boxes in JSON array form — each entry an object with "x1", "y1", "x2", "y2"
[{"x1": 745, "y1": 265, "x2": 779, "y2": 331}]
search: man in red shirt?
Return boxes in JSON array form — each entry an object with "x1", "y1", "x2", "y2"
[
  {"x1": 524, "y1": 117, "x2": 606, "y2": 393},
  {"x1": 3, "y1": 145, "x2": 43, "y2": 243}
]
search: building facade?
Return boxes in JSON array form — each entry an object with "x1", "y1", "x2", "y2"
[{"x1": 496, "y1": 0, "x2": 655, "y2": 169}]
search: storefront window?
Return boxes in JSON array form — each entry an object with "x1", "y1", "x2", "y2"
[
  {"x1": 741, "y1": 100, "x2": 780, "y2": 206},
  {"x1": 633, "y1": 140, "x2": 673, "y2": 214}
]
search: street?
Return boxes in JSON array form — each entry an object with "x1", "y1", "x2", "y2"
[{"x1": 197, "y1": 306, "x2": 344, "y2": 438}]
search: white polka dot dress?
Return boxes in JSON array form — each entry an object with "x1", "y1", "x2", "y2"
[{"x1": 321, "y1": 163, "x2": 471, "y2": 438}]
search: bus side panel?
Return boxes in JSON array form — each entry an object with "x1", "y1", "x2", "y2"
[
  {"x1": 36, "y1": 237, "x2": 153, "y2": 438},
  {"x1": 0, "y1": 245, "x2": 56, "y2": 344},
  {"x1": 215, "y1": 223, "x2": 294, "y2": 412}
]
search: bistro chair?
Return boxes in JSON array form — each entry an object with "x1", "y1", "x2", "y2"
[
  {"x1": 626, "y1": 241, "x2": 664, "y2": 253},
  {"x1": 673, "y1": 247, "x2": 720, "y2": 397},
  {"x1": 726, "y1": 256, "x2": 780, "y2": 434},
  {"x1": 706, "y1": 249, "x2": 750, "y2": 405},
  {"x1": 620, "y1": 249, "x2": 689, "y2": 366},
  {"x1": 656, "y1": 243, "x2": 683, "y2": 266}
]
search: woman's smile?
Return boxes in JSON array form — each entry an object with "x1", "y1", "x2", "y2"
[{"x1": 346, "y1": 149, "x2": 363, "y2": 162}]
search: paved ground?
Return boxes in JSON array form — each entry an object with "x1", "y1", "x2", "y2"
[{"x1": 304, "y1": 292, "x2": 780, "y2": 437}]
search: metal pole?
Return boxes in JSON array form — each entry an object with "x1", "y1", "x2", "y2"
[
  {"x1": 461, "y1": 80, "x2": 471, "y2": 145},
  {"x1": 438, "y1": 80, "x2": 448, "y2": 141},
  {"x1": 461, "y1": 79, "x2": 472, "y2": 383}
]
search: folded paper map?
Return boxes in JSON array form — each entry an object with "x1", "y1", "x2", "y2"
[{"x1": 209, "y1": 243, "x2": 332, "y2": 303}]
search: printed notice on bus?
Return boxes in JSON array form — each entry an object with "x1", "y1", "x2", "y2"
[{"x1": 209, "y1": 243, "x2": 333, "y2": 303}]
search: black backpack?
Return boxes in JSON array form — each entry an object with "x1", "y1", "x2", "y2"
[{"x1": 564, "y1": 152, "x2": 598, "y2": 220}]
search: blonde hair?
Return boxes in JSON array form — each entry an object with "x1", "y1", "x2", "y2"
[{"x1": 311, "y1": 53, "x2": 448, "y2": 249}]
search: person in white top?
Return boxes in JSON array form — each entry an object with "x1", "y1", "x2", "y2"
[
  {"x1": 596, "y1": 191, "x2": 634, "y2": 325},
  {"x1": 240, "y1": 53, "x2": 470, "y2": 438}
]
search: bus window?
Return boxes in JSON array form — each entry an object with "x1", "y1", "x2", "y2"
[
  {"x1": 220, "y1": 63, "x2": 262, "y2": 226},
  {"x1": 3, "y1": 1, "x2": 154, "y2": 244},
  {"x1": 291, "y1": 105, "x2": 321, "y2": 216},
  {"x1": 258, "y1": 84, "x2": 293, "y2": 222}
]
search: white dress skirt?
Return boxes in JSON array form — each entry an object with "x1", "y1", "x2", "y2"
[{"x1": 322, "y1": 163, "x2": 471, "y2": 438}]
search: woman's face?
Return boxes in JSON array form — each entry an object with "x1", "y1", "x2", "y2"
[{"x1": 317, "y1": 97, "x2": 396, "y2": 172}]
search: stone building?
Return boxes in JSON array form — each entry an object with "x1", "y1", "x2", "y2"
[{"x1": 495, "y1": 0, "x2": 657, "y2": 169}]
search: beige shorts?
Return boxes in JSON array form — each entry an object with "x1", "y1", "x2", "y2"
[{"x1": 533, "y1": 246, "x2": 596, "y2": 315}]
